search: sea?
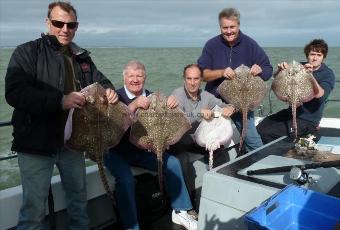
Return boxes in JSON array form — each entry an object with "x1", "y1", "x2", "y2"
[{"x1": 1, "y1": 47, "x2": 340, "y2": 189}]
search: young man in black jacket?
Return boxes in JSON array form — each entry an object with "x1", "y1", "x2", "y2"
[{"x1": 5, "y1": 2, "x2": 118, "y2": 229}]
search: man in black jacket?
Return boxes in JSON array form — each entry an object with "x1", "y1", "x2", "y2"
[{"x1": 5, "y1": 2, "x2": 117, "y2": 229}]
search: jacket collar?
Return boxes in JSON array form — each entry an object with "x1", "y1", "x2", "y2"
[
  {"x1": 220, "y1": 30, "x2": 243, "y2": 47},
  {"x1": 41, "y1": 33, "x2": 90, "y2": 57},
  {"x1": 123, "y1": 85, "x2": 147, "y2": 99},
  {"x1": 184, "y1": 86, "x2": 201, "y2": 101},
  {"x1": 301, "y1": 61, "x2": 326, "y2": 73}
]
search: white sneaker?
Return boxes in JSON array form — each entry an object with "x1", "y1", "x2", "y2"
[{"x1": 172, "y1": 210, "x2": 198, "y2": 230}]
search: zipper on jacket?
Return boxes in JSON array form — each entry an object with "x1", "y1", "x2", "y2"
[
  {"x1": 229, "y1": 46, "x2": 233, "y2": 66},
  {"x1": 57, "y1": 54, "x2": 64, "y2": 89}
]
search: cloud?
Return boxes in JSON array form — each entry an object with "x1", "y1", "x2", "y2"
[
  {"x1": 1, "y1": 0, "x2": 340, "y2": 47},
  {"x1": 78, "y1": 24, "x2": 189, "y2": 35},
  {"x1": 79, "y1": 26, "x2": 115, "y2": 35}
]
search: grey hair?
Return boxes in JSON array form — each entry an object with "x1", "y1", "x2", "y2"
[
  {"x1": 122, "y1": 60, "x2": 146, "y2": 76},
  {"x1": 218, "y1": 8, "x2": 240, "y2": 25}
]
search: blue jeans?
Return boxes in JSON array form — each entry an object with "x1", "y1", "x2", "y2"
[
  {"x1": 17, "y1": 147, "x2": 88, "y2": 230},
  {"x1": 104, "y1": 148, "x2": 193, "y2": 230},
  {"x1": 231, "y1": 111, "x2": 263, "y2": 152}
]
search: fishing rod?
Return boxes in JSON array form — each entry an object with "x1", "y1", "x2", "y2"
[
  {"x1": 247, "y1": 160, "x2": 340, "y2": 185},
  {"x1": 247, "y1": 160, "x2": 340, "y2": 176}
]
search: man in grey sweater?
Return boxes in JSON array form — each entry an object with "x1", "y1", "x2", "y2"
[
  {"x1": 171, "y1": 64, "x2": 235, "y2": 155},
  {"x1": 172, "y1": 64, "x2": 235, "y2": 132}
]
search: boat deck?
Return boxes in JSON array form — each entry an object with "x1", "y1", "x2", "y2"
[
  {"x1": 197, "y1": 127, "x2": 340, "y2": 229},
  {"x1": 217, "y1": 127, "x2": 340, "y2": 197},
  {"x1": 2, "y1": 126, "x2": 340, "y2": 229}
]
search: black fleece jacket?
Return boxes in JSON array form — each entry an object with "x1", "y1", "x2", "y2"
[{"x1": 5, "y1": 34, "x2": 114, "y2": 155}]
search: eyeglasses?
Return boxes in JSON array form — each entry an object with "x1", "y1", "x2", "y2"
[{"x1": 50, "y1": 19, "x2": 78, "y2": 29}]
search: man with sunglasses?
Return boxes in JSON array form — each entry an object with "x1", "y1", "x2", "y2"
[{"x1": 5, "y1": 2, "x2": 117, "y2": 229}]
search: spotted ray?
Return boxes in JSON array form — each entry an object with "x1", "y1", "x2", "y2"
[
  {"x1": 217, "y1": 65, "x2": 268, "y2": 152},
  {"x1": 67, "y1": 83, "x2": 133, "y2": 201},
  {"x1": 272, "y1": 60, "x2": 315, "y2": 140},
  {"x1": 129, "y1": 92, "x2": 191, "y2": 193},
  {"x1": 194, "y1": 105, "x2": 233, "y2": 170}
]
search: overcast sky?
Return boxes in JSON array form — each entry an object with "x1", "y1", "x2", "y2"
[{"x1": 1, "y1": 0, "x2": 339, "y2": 48}]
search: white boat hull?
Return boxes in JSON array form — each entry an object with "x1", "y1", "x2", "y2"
[{"x1": 1, "y1": 117, "x2": 340, "y2": 229}]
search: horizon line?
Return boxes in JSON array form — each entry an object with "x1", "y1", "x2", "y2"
[{"x1": 1, "y1": 45, "x2": 340, "y2": 49}]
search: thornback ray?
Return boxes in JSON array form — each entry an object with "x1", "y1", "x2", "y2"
[
  {"x1": 66, "y1": 83, "x2": 133, "y2": 202},
  {"x1": 217, "y1": 65, "x2": 268, "y2": 152},
  {"x1": 194, "y1": 105, "x2": 233, "y2": 170},
  {"x1": 272, "y1": 60, "x2": 315, "y2": 140},
  {"x1": 129, "y1": 92, "x2": 191, "y2": 194}
]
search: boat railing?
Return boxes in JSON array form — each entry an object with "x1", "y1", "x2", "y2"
[
  {"x1": 256, "y1": 80, "x2": 340, "y2": 117},
  {"x1": 0, "y1": 121, "x2": 17, "y2": 161},
  {"x1": 0, "y1": 121, "x2": 57, "y2": 229},
  {"x1": 1, "y1": 81, "x2": 340, "y2": 161}
]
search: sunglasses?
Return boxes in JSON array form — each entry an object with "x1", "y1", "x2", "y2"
[{"x1": 50, "y1": 19, "x2": 78, "y2": 29}]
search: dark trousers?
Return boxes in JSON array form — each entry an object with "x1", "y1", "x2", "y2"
[{"x1": 257, "y1": 109, "x2": 317, "y2": 144}]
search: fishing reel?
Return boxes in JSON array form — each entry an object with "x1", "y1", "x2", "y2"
[{"x1": 289, "y1": 167, "x2": 313, "y2": 185}]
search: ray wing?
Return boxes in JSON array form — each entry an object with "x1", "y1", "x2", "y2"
[
  {"x1": 217, "y1": 65, "x2": 268, "y2": 151},
  {"x1": 272, "y1": 61, "x2": 315, "y2": 140}
]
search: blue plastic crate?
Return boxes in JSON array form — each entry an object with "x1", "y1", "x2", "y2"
[{"x1": 244, "y1": 184, "x2": 340, "y2": 230}]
